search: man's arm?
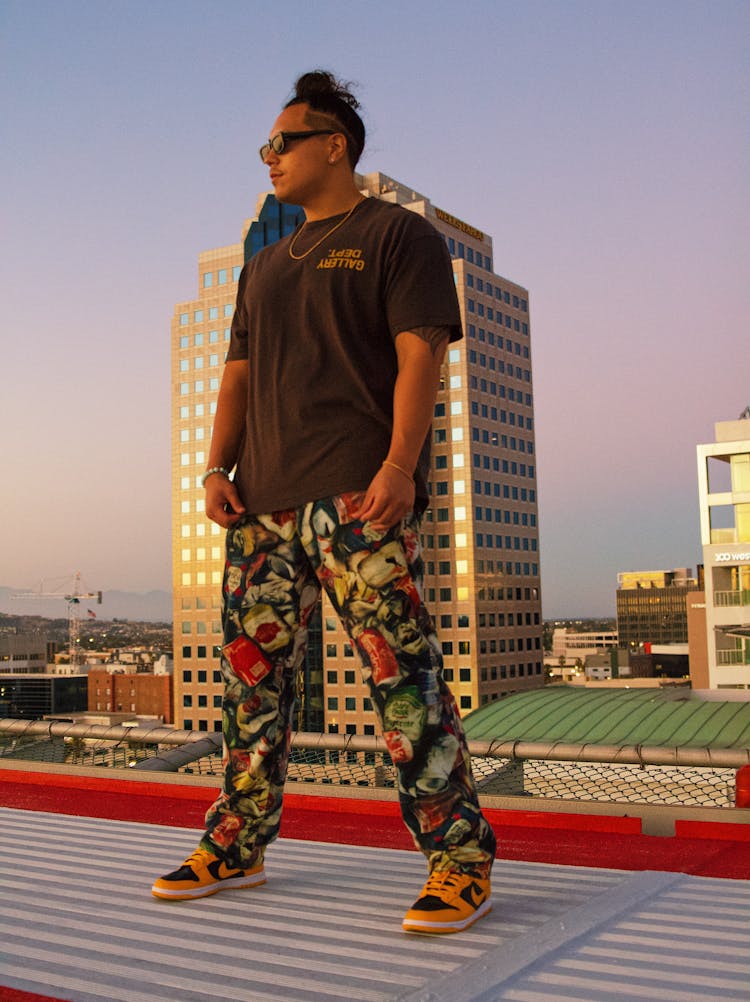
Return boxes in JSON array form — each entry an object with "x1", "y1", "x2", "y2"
[
  {"x1": 354, "y1": 330, "x2": 448, "y2": 530},
  {"x1": 203, "y1": 359, "x2": 248, "y2": 528}
]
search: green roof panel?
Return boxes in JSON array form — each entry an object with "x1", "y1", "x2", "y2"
[{"x1": 462, "y1": 686, "x2": 750, "y2": 750}]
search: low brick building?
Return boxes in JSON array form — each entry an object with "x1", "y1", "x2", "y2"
[{"x1": 88, "y1": 669, "x2": 173, "y2": 724}]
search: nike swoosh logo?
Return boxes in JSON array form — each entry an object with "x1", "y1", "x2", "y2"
[
  {"x1": 464, "y1": 882, "x2": 486, "y2": 907},
  {"x1": 208, "y1": 860, "x2": 243, "y2": 880}
]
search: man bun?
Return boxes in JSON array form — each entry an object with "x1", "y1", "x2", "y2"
[{"x1": 285, "y1": 69, "x2": 366, "y2": 168}]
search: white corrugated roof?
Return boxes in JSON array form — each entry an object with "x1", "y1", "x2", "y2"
[{"x1": 1, "y1": 808, "x2": 748, "y2": 1001}]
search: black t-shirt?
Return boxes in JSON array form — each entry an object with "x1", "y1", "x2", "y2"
[{"x1": 227, "y1": 195, "x2": 462, "y2": 513}]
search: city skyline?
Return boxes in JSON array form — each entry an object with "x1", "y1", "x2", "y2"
[{"x1": 2, "y1": 0, "x2": 748, "y2": 617}]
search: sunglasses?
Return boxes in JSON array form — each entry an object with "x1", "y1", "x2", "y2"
[{"x1": 259, "y1": 130, "x2": 336, "y2": 163}]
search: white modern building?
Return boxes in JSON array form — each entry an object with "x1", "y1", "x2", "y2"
[
  {"x1": 696, "y1": 414, "x2": 750, "y2": 688},
  {"x1": 550, "y1": 628, "x2": 618, "y2": 661}
]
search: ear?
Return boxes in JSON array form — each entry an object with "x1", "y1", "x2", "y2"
[{"x1": 327, "y1": 132, "x2": 349, "y2": 165}]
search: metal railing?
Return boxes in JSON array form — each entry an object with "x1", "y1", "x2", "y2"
[
  {"x1": 1, "y1": 717, "x2": 748, "y2": 809},
  {"x1": 716, "y1": 649, "x2": 750, "y2": 666},
  {"x1": 714, "y1": 589, "x2": 750, "y2": 607}
]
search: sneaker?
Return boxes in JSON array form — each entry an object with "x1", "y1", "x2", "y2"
[
  {"x1": 151, "y1": 848, "x2": 266, "y2": 901},
  {"x1": 402, "y1": 870, "x2": 491, "y2": 934}
]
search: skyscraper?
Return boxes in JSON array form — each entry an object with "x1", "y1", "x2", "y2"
[{"x1": 171, "y1": 174, "x2": 543, "y2": 734}]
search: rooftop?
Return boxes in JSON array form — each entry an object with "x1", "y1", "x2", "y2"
[
  {"x1": 463, "y1": 685, "x2": 750, "y2": 749},
  {"x1": 2, "y1": 761, "x2": 749, "y2": 1001}
]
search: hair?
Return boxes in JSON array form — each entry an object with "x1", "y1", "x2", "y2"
[{"x1": 285, "y1": 70, "x2": 365, "y2": 168}]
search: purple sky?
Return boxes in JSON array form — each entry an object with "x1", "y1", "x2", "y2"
[{"x1": 1, "y1": 0, "x2": 748, "y2": 617}]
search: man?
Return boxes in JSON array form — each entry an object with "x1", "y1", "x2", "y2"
[{"x1": 152, "y1": 70, "x2": 497, "y2": 934}]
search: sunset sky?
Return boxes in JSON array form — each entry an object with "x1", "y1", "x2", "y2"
[{"x1": 1, "y1": 0, "x2": 748, "y2": 616}]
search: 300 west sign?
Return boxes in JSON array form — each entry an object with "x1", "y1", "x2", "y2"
[{"x1": 714, "y1": 551, "x2": 750, "y2": 563}]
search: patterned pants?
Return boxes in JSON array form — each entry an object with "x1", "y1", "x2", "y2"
[{"x1": 201, "y1": 493, "x2": 496, "y2": 877}]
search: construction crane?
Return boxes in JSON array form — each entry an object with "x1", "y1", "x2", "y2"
[{"x1": 13, "y1": 572, "x2": 102, "y2": 669}]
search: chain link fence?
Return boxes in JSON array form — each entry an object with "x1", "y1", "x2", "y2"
[{"x1": 1, "y1": 718, "x2": 747, "y2": 809}]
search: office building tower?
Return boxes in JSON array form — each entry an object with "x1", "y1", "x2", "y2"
[
  {"x1": 616, "y1": 568, "x2": 700, "y2": 648},
  {"x1": 695, "y1": 415, "x2": 750, "y2": 687},
  {"x1": 171, "y1": 174, "x2": 543, "y2": 733}
]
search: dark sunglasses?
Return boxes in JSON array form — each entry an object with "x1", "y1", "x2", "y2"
[{"x1": 259, "y1": 130, "x2": 335, "y2": 163}]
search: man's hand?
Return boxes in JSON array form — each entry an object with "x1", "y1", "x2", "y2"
[
  {"x1": 353, "y1": 463, "x2": 415, "y2": 531},
  {"x1": 352, "y1": 329, "x2": 448, "y2": 532},
  {"x1": 202, "y1": 360, "x2": 248, "y2": 528},
  {"x1": 205, "y1": 474, "x2": 246, "y2": 528}
]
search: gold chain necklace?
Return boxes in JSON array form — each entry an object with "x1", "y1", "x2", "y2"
[{"x1": 288, "y1": 196, "x2": 365, "y2": 261}]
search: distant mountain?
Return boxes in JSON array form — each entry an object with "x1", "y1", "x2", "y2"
[{"x1": 0, "y1": 587, "x2": 173, "y2": 623}]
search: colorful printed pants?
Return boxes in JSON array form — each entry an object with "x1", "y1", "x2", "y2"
[{"x1": 201, "y1": 493, "x2": 497, "y2": 877}]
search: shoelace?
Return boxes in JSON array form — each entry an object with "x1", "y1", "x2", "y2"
[
  {"x1": 423, "y1": 870, "x2": 465, "y2": 895},
  {"x1": 183, "y1": 849, "x2": 211, "y2": 868}
]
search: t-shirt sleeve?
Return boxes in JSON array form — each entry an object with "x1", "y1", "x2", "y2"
[
  {"x1": 226, "y1": 263, "x2": 250, "y2": 362},
  {"x1": 385, "y1": 228, "x2": 462, "y2": 342},
  {"x1": 400, "y1": 325, "x2": 461, "y2": 350}
]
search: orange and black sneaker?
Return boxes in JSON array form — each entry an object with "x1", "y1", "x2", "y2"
[
  {"x1": 402, "y1": 870, "x2": 491, "y2": 934},
  {"x1": 151, "y1": 848, "x2": 266, "y2": 901}
]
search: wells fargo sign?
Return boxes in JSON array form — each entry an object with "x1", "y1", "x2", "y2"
[{"x1": 435, "y1": 207, "x2": 484, "y2": 242}]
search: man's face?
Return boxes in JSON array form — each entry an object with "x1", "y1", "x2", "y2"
[{"x1": 262, "y1": 103, "x2": 333, "y2": 207}]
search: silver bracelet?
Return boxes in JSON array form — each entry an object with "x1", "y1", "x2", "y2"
[{"x1": 200, "y1": 466, "x2": 231, "y2": 488}]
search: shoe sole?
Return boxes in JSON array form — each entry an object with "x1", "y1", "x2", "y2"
[
  {"x1": 402, "y1": 898, "x2": 492, "y2": 934},
  {"x1": 151, "y1": 868, "x2": 267, "y2": 901}
]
